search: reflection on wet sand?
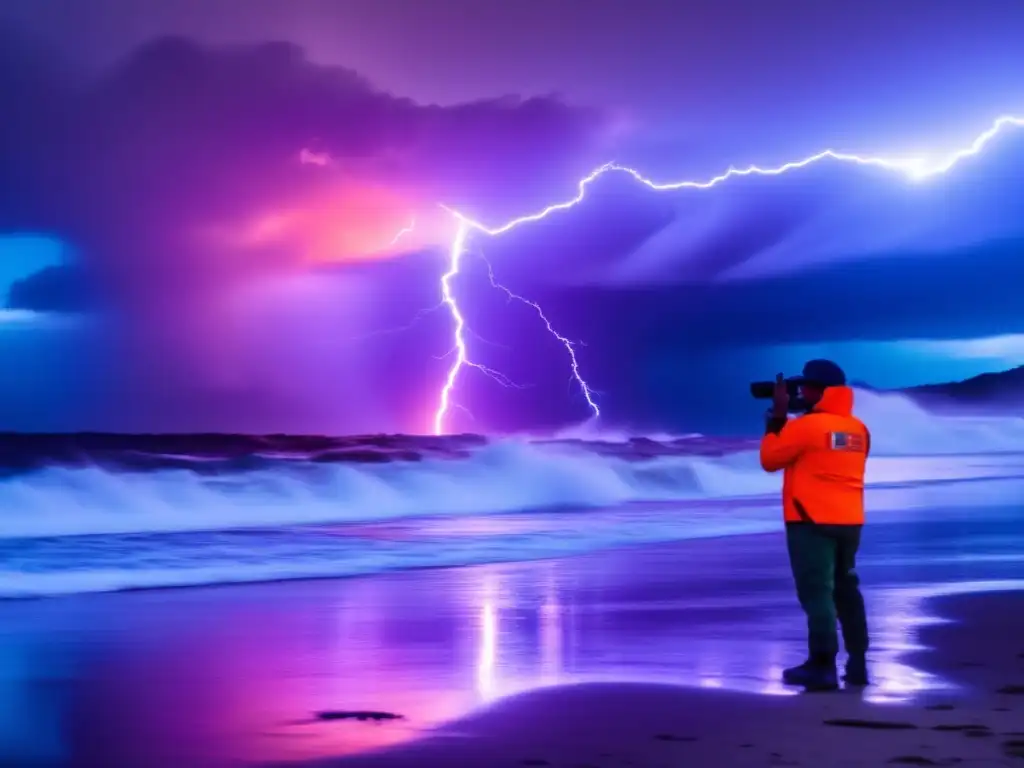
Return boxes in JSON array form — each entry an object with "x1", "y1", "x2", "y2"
[
  {"x1": 461, "y1": 570, "x2": 1017, "y2": 707},
  {"x1": 0, "y1": 513, "x2": 1022, "y2": 766}
]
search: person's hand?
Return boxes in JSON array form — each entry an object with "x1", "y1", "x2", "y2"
[{"x1": 771, "y1": 373, "x2": 789, "y2": 417}]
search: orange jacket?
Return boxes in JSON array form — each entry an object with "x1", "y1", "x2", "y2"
[{"x1": 759, "y1": 386, "x2": 869, "y2": 525}]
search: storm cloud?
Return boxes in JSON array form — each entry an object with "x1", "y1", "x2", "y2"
[{"x1": 0, "y1": 31, "x2": 613, "y2": 431}]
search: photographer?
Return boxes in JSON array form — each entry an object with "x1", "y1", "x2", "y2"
[{"x1": 757, "y1": 359, "x2": 870, "y2": 691}]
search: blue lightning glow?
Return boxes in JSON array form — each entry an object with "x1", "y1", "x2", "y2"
[{"x1": 431, "y1": 114, "x2": 1024, "y2": 434}]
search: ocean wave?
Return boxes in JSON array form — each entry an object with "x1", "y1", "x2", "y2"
[
  {"x1": 3, "y1": 388, "x2": 1021, "y2": 475},
  {"x1": 0, "y1": 390, "x2": 1022, "y2": 540},
  {"x1": 0, "y1": 440, "x2": 775, "y2": 539},
  {"x1": 1, "y1": 390, "x2": 1023, "y2": 596}
]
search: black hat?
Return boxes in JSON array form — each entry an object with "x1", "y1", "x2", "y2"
[{"x1": 792, "y1": 359, "x2": 846, "y2": 388}]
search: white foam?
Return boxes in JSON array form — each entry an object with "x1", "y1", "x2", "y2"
[
  {"x1": 0, "y1": 388, "x2": 1019, "y2": 552},
  {"x1": 0, "y1": 441, "x2": 712, "y2": 538},
  {"x1": 853, "y1": 388, "x2": 1024, "y2": 454},
  {"x1": 2, "y1": 432, "x2": 1023, "y2": 542}
]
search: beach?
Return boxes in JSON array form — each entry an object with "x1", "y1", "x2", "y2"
[
  {"x1": 308, "y1": 591, "x2": 1024, "y2": 768},
  {"x1": 4, "y1": 5, "x2": 1024, "y2": 765},
  {"x1": 1, "y1": 503, "x2": 1022, "y2": 767}
]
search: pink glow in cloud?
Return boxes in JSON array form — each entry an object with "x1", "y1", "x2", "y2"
[{"x1": 0, "y1": 34, "x2": 607, "y2": 430}]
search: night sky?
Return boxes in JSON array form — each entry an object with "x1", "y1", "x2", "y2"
[{"x1": 1, "y1": 0, "x2": 1024, "y2": 435}]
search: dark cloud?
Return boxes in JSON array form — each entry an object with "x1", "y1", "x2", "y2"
[
  {"x1": 7, "y1": 265, "x2": 94, "y2": 313},
  {"x1": 0, "y1": 31, "x2": 608, "y2": 290},
  {"x1": 0, "y1": 28, "x2": 75, "y2": 233},
  {"x1": 0, "y1": 32, "x2": 609, "y2": 429},
  {"x1": 553, "y1": 236, "x2": 1024, "y2": 349}
]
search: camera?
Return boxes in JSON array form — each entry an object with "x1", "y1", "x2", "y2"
[
  {"x1": 750, "y1": 379, "x2": 807, "y2": 414},
  {"x1": 749, "y1": 379, "x2": 800, "y2": 400}
]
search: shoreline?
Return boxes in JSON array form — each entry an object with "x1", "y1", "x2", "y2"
[
  {"x1": 0, "y1": 522, "x2": 782, "y2": 602},
  {"x1": 6, "y1": 495, "x2": 1023, "y2": 602}
]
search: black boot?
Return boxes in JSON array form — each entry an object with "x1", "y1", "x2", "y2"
[
  {"x1": 782, "y1": 658, "x2": 839, "y2": 691},
  {"x1": 843, "y1": 655, "x2": 869, "y2": 687}
]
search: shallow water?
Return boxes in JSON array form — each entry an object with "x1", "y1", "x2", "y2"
[{"x1": 3, "y1": 472, "x2": 1024, "y2": 598}]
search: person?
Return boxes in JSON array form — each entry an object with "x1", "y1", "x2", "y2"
[{"x1": 759, "y1": 359, "x2": 871, "y2": 691}]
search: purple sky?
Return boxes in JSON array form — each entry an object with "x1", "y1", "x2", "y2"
[
  {"x1": 5, "y1": 0, "x2": 1024, "y2": 153},
  {"x1": 2, "y1": 1, "x2": 1024, "y2": 434}
]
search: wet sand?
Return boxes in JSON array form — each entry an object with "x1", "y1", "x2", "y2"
[
  {"x1": 1, "y1": 510, "x2": 1022, "y2": 767},
  {"x1": 305, "y1": 590, "x2": 1024, "y2": 768}
]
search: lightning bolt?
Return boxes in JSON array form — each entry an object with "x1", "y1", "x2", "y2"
[
  {"x1": 434, "y1": 224, "x2": 530, "y2": 435},
  {"x1": 388, "y1": 217, "x2": 416, "y2": 248},
  {"x1": 433, "y1": 223, "x2": 469, "y2": 435},
  {"x1": 479, "y1": 255, "x2": 599, "y2": 418},
  {"x1": 348, "y1": 301, "x2": 446, "y2": 344},
  {"x1": 432, "y1": 113, "x2": 1024, "y2": 434}
]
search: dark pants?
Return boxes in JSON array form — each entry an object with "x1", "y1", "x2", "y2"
[{"x1": 786, "y1": 523, "x2": 869, "y2": 662}]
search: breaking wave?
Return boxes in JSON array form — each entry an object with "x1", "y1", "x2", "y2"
[{"x1": 1, "y1": 390, "x2": 1022, "y2": 596}]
